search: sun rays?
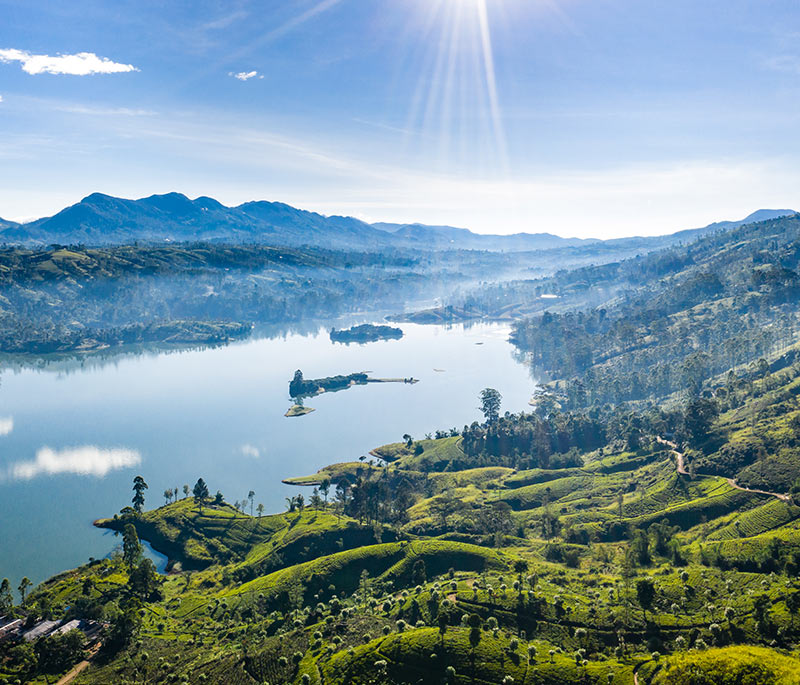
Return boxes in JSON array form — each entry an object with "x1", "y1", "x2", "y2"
[{"x1": 402, "y1": 0, "x2": 509, "y2": 173}]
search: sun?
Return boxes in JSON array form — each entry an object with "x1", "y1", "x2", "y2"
[{"x1": 403, "y1": 0, "x2": 508, "y2": 170}]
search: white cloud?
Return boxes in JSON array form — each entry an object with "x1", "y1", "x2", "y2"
[
  {"x1": 0, "y1": 95, "x2": 4, "y2": 103},
  {"x1": 0, "y1": 417, "x2": 12, "y2": 436},
  {"x1": 55, "y1": 104, "x2": 156, "y2": 117},
  {"x1": 240, "y1": 444, "x2": 260, "y2": 459},
  {"x1": 0, "y1": 49, "x2": 138, "y2": 76},
  {"x1": 230, "y1": 70, "x2": 262, "y2": 81},
  {"x1": 8, "y1": 445, "x2": 141, "y2": 480}
]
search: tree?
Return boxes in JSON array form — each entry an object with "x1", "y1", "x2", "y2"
[
  {"x1": 256, "y1": 503, "x2": 264, "y2": 518},
  {"x1": 479, "y1": 388, "x2": 502, "y2": 424},
  {"x1": 412, "y1": 559, "x2": 427, "y2": 585},
  {"x1": 182, "y1": 484, "x2": 190, "y2": 499},
  {"x1": 320, "y1": 478, "x2": 331, "y2": 505},
  {"x1": 438, "y1": 611, "x2": 449, "y2": 643},
  {"x1": 0, "y1": 578, "x2": 12, "y2": 612},
  {"x1": 163, "y1": 488, "x2": 172, "y2": 505},
  {"x1": 18, "y1": 577, "x2": 31, "y2": 604},
  {"x1": 35, "y1": 629, "x2": 85, "y2": 673},
  {"x1": 122, "y1": 523, "x2": 142, "y2": 569},
  {"x1": 193, "y1": 478, "x2": 209, "y2": 512},
  {"x1": 248, "y1": 490, "x2": 255, "y2": 516},
  {"x1": 214, "y1": 490, "x2": 224, "y2": 506},
  {"x1": 683, "y1": 398, "x2": 719, "y2": 447},
  {"x1": 132, "y1": 475, "x2": 148, "y2": 514},
  {"x1": 636, "y1": 578, "x2": 656, "y2": 621},
  {"x1": 128, "y1": 558, "x2": 160, "y2": 600}
]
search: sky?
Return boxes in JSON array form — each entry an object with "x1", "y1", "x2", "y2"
[{"x1": 1, "y1": 0, "x2": 800, "y2": 238}]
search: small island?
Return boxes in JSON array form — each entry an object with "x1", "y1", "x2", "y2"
[
  {"x1": 289, "y1": 369, "x2": 418, "y2": 399},
  {"x1": 329, "y1": 323, "x2": 403, "y2": 344},
  {"x1": 285, "y1": 404, "x2": 315, "y2": 417}
]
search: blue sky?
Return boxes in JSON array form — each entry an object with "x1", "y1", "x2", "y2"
[{"x1": 1, "y1": 0, "x2": 799, "y2": 237}]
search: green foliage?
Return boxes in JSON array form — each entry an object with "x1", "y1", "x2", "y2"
[{"x1": 655, "y1": 646, "x2": 800, "y2": 685}]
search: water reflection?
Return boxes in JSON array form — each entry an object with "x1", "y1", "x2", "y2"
[
  {"x1": 7, "y1": 445, "x2": 141, "y2": 480},
  {"x1": 0, "y1": 417, "x2": 11, "y2": 436},
  {"x1": 240, "y1": 444, "x2": 261, "y2": 459}
]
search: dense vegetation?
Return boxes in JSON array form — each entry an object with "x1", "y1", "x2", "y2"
[
  {"x1": 509, "y1": 214, "x2": 800, "y2": 408},
  {"x1": 5, "y1": 213, "x2": 800, "y2": 683}
]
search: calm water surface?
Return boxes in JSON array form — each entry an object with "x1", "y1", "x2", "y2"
[{"x1": 0, "y1": 322, "x2": 535, "y2": 588}]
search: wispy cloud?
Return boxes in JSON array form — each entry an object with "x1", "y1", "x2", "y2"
[
  {"x1": 763, "y1": 54, "x2": 800, "y2": 75},
  {"x1": 0, "y1": 49, "x2": 138, "y2": 76},
  {"x1": 230, "y1": 70, "x2": 262, "y2": 81},
  {"x1": 240, "y1": 444, "x2": 261, "y2": 458},
  {"x1": 55, "y1": 104, "x2": 156, "y2": 117},
  {"x1": 7, "y1": 445, "x2": 141, "y2": 480},
  {"x1": 0, "y1": 417, "x2": 12, "y2": 436}
]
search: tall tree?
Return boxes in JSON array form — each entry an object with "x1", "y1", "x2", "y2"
[
  {"x1": 193, "y1": 478, "x2": 209, "y2": 513},
  {"x1": 248, "y1": 490, "x2": 255, "y2": 516},
  {"x1": 17, "y1": 577, "x2": 31, "y2": 603},
  {"x1": 479, "y1": 388, "x2": 502, "y2": 424},
  {"x1": 0, "y1": 578, "x2": 13, "y2": 612},
  {"x1": 320, "y1": 478, "x2": 331, "y2": 505},
  {"x1": 132, "y1": 475, "x2": 148, "y2": 514},
  {"x1": 122, "y1": 523, "x2": 142, "y2": 569}
]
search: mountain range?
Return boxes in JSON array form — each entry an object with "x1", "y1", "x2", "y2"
[{"x1": 0, "y1": 192, "x2": 795, "y2": 252}]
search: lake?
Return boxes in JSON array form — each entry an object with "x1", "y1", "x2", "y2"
[{"x1": 0, "y1": 322, "x2": 536, "y2": 589}]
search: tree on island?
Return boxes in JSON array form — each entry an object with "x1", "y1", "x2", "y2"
[
  {"x1": 18, "y1": 577, "x2": 31, "y2": 604},
  {"x1": 132, "y1": 475, "x2": 148, "y2": 513},
  {"x1": 193, "y1": 478, "x2": 209, "y2": 513},
  {"x1": 479, "y1": 388, "x2": 502, "y2": 424},
  {"x1": 290, "y1": 370, "x2": 305, "y2": 396}
]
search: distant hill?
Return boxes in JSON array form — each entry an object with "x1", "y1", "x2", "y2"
[
  {"x1": 372, "y1": 221, "x2": 590, "y2": 251},
  {"x1": 0, "y1": 193, "x2": 396, "y2": 251},
  {"x1": 0, "y1": 192, "x2": 794, "y2": 253}
]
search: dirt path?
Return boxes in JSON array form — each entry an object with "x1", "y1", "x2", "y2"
[
  {"x1": 657, "y1": 437, "x2": 791, "y2": 502},
  {"x1": 55, "y1": 659, "x2": 90, "y2": 685},
  {"x1": 55, "y1": 643, "x2": 101, "y2": 685},
  {"x1": 724, "y1": 478, "x2": 791, "y2": 502}
]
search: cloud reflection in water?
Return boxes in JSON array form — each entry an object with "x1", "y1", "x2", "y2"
[{"x1": 8, "y1": 445, "x2": 141, "y2": 480}]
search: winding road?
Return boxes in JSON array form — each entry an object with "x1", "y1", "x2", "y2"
[{"x1": 657, "y1": 437, "x2": 791, "y2": 503}]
